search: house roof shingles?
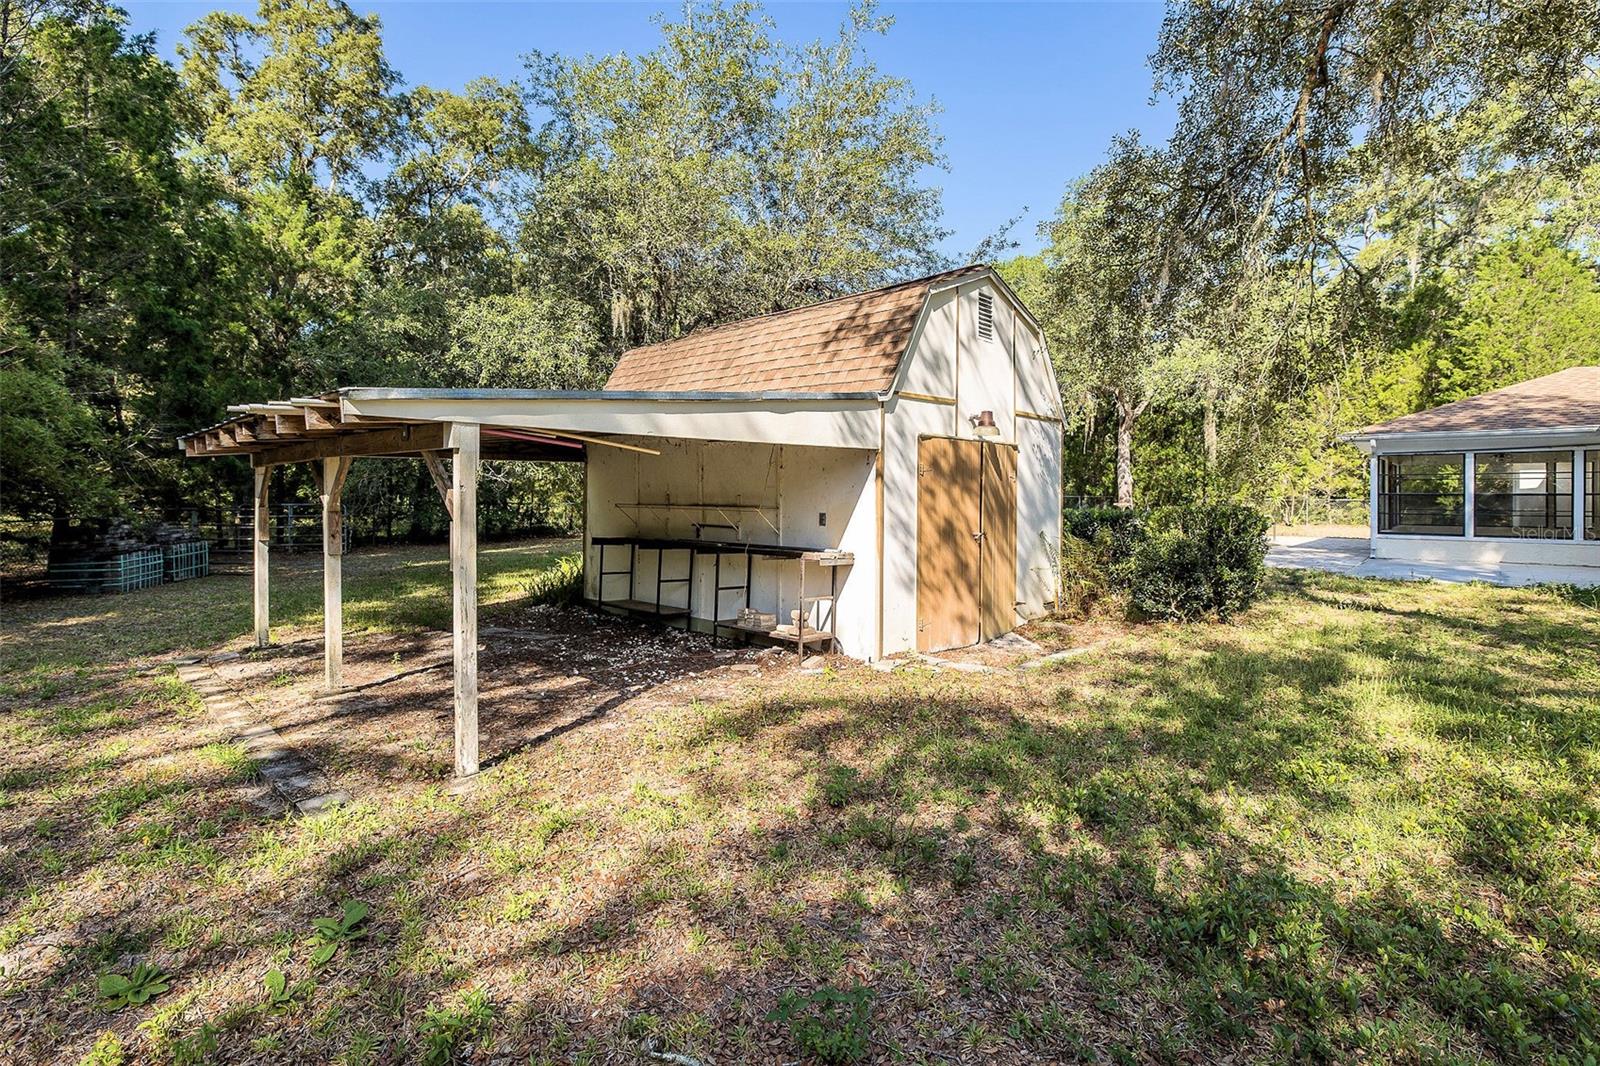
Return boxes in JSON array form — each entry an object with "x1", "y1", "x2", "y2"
[
  {"x1": 604, "y1": 265, "x2": 987, "y2": 394},
  {"x1": 1357, "y1": 366, "x2": 1600, "y2": 436}
]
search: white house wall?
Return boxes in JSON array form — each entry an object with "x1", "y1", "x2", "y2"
[
  {"x1": 1017, "y1": 416, "x2": 1064, "y2": 615},
  {"x1": 584, "y1": 436, "x2": 879, "y2": 659},
  {"x1": 1014, "y1": 317, "x2": 1059, "y2": 419},
  {"x1": 880, "y1": 397, "x2": 952, "y2": 655},
  {"x1": 954, "y1": 281, "x2": 1016, "y2": 443},
  {"x1": 1374, "y1": 536, "x2": 1598, "y2": 567},
  {"x1": 897, "y1": 288, "x2": 958, "y2": 399}
]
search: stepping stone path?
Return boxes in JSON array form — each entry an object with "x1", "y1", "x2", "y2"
[{"x1": 176, "y1": 660, "x2": 349, "y2": 817}]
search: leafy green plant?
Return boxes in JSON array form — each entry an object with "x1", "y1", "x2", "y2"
[
  {"x1": 263, "y1": 968, "x2": 313, "y2": 1012},
  {"x1": 77, "y1": 1030, "x2": 125, "y2": 1065},
  {"x1": 96, "y1": 963, "x2": 170, "y2": 1011},
  {"x1": 818, "y1": 764, "x2": 861, "y2": 808},
  {"x1": 310, "y1": 900, "x2": 370, "y2": 967},
  {"x1": 418, "y1": 988, "x2": 494, "y2": 1066},
  {"x1": 524, "y1": 552, "x2": 582, "y2": 606},
  {"x1": 767, "y1": 984, "x2": 875, "y2": 1064}
]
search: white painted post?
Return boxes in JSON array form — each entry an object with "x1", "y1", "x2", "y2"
[
  {"x1": 1367, "y1": 451, "x2": 1379, "y2": 558},
  {"x1": 1463, "y1": 451, "x2": 1476, "y2": 538},
  {"x1": 321, "y1": 456, "x2": 350, "y2": 691},
  {"x1": 253, "y1": 464, "x2": 271, "y2": 648},
  {"x1": 1576, "y1": 448, "x2": 1587, "y2": 542},
  {"x1": 451, "y1": 424, "x2": 480, "y2": 778}
]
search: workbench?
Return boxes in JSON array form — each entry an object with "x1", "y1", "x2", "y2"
[{"x1": 591, "y1": 535, "x2": 853, "y2": 659}]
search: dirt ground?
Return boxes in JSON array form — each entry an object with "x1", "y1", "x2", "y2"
[{"x1": 211, "y1": 604, "x2": 830, "y2": 795}]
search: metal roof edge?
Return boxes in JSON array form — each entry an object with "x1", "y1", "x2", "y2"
[
  {"x1": 339, "y1": 387, "x2": 880, "y2": 403},
  {"x1": 1342, "y1": 423, "x2": 1600, "y2": 442}
]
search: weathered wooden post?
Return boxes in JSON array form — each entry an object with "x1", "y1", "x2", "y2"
[
  {"x1": 253, "y1": 464, "x2": 271, "y2": 648},
  {"x1": 450, "y1": 424, "x2": 480, "y2": 777},
  {"x1": 320, "y1": 456, "x2": 353, "y2": 691}
]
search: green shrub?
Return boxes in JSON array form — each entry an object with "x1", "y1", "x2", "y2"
[
  {"x1": 1058, "y1": 506, "x2": 1141, "y2": 617},
  {"x1": 1127, "y1": 503, "x2": 1269, "y2": 621},
  {"x1": 1061, "y1": 506, "x2": 1141, "y2": 560},
  {"x1": 524, "y1": 552, "x2": 582, "y2": 606}
]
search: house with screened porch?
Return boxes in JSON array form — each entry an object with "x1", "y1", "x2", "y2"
[{"x1": 1342, "y1": 367, "x2": 1600, "y2": 569}]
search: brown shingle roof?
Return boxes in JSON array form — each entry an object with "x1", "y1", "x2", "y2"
[
  {"x1": 604, "y1": 266, "x2": 988, "y2": 394},
  {"x1": 1357, "y1": 366, "x2": 1600, "y2": 436}
]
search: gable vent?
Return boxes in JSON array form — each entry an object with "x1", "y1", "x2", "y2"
[{"x1": 976, "y1": 290, "x2": 995, "y2": 341}]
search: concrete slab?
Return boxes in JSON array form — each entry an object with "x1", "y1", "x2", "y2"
[{"x1": 1268, "y1": 536, "x2": 1600, "y2": 588}]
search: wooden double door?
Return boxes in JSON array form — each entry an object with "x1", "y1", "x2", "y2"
[{"x1": 915, "y1": 436, "x2": 1017, "y2": 652}]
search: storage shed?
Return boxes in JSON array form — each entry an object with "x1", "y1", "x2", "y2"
[
  {"x1": 1343, "y1": 366, "x2": 1600, "y2": 569},
  {"x1": 178, "y1": 264, "x2": 1064, "y2": 775}
]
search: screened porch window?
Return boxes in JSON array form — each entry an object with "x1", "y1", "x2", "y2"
[
  {"x1": 1474, "y1": 451, "x2": 1573, "y2": 539},
  {"x1": 1587, "y1": 453, "x2": 1599, "y2": 541},
  {"x1": 1378, "y1": 453, "x2": 1464, "y2": 535}
]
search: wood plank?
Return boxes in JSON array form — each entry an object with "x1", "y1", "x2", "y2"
[
  {"x1": 254, "y1": 465, "x2": 271, "y2": 648},
  {"x1": 451, "y1": 424, "x2": 480, "y2": 777},
  {"x1": 979, "y1": 442, "x2": 1018, "y2": 642},
  {"x1": 422, "y1": 450, "x2": 453, "y2": 518},
  {"x1": 251, "y1": 422, "x2": 447, "y2": 466},
  {"x1": 301, "y1": 405, "x2": 340, "y2": 431},
  {"x1": 321, "y1": 456, "x2": 352, "y2": 691},
  {"x1": 916, "y1": 436, "x2": 981, "y2": 652}
]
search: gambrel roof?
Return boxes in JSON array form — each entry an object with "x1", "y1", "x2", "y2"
[{"x1": 605, "y1": 265, "x2": 989, "y2": 394}]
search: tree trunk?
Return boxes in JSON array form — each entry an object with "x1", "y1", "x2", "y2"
[
  {"x1": 1115, "y1": 399, "x2": 1137, "y2": 508},
  {"x1": 1202, "y1": 395, "x2": 1219, "y2": 470}
]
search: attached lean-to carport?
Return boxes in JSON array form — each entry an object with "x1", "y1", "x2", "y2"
[
  {"x1": 179, "y1": 396, "x2": 590, "y2": 777},
  {"x1": 177, "y1": 386, "x2": 884, "y2": 779}
]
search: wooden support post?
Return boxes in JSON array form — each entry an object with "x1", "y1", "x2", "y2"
[
  {"x1": 253, "y1": 465, "x2": 271, "y2": 648},
  {"x1": 451, "y1": 424, "x2": 480, "y2": 777},
  {"x1": 321, "y1": 456, "x2": 353, "y2": 691}
]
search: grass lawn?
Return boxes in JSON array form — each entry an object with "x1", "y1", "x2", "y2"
[{"x1": 2, "y1": 544, "x2": 1597, "y2": 1064}]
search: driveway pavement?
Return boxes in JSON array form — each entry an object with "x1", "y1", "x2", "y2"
[{"x1": 1267, "y1": 535, "x2": 1600, "y2": 588}]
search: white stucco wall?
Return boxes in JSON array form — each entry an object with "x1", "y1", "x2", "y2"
[
  {"x1": 1373, "y1": 536, "x2": 1600, "y2": 567},
  {"x1": 1017, "y1": 415, "x2": 1064, "y2": 615}
]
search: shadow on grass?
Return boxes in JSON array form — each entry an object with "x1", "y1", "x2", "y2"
[{"x1": 5, "y1": 565, "x2": 1598, "y2": 1062}]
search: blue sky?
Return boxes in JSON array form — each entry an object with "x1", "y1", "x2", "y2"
[{"x1": 122, "y1": 1, "x2": 1176, "y2": 259}]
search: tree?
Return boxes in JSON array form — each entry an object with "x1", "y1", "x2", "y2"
[
  {"x1": 1152, "y1": 0, "x2": 1600, "y2": 273},
  {"x1": 1041, "y1": 137, "x2": 1194, "y2": 506},
  {"x1": 1424, "y1": 232, "x2": 1600, "y2": 405},
  {"x1": 522, "y1": 0, "x2": 945, "y2": 351},
  {"x1": 1, "y1": 1, "x2": 249, "y2": 529},
  {"x1": 180, "y1": 0, "x2": 399, "y2": 192}
]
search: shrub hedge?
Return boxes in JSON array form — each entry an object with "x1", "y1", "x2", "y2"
[{"x1": 1060, "y1": 502, "x2": 1270, "y2": 621}]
